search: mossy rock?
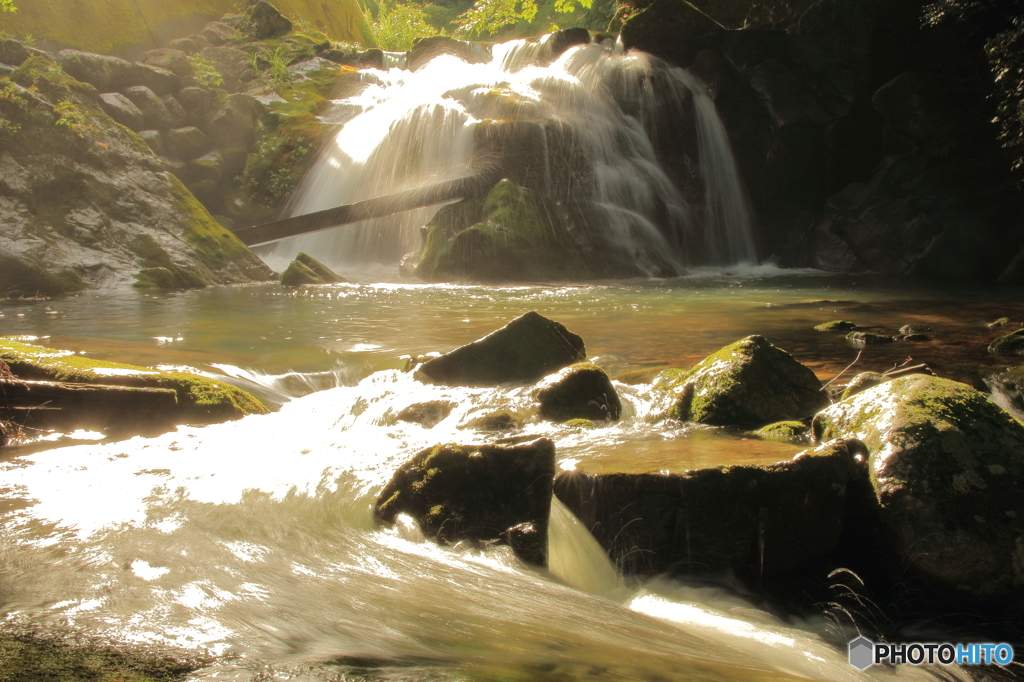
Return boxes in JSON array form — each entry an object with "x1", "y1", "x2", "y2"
[
  {"x1": 279, "y1": 252, "x2": 345, "y2": 286},
  {"x1": 814, "y1": 320, "x2": 857, "y2": 332},
  {"x1": 553, "y1": 439, "x2": 865, "y2": 581},
  {"x1": 846, "y1": 331, "x2": 895, "y2": 345},
  {"x1": 0, "y1": 338, "x2": 267, "y2": 424},
  {"x1": 394, "y1": 400, "x2": 457, "y2": 428},
  {"x1": 813, "y1": 374, "x2": 1024, "y2": 597},
  {"x1": 415, "y1": 311, "x2": 586, "y2": 387},
  {"x1": 752, "y1": 420, "x2": 808, "y2": 439},
  {"x1": 840, "y1": 371, "x2": 885, "y2": 400},
  {"x1": 534, "y1": 362, "x2": 622, "y2": 422},
  {"x1": 653, "y1": 335, "x2": 829, "y2": 427},
  {"x1": 0, "y1": 255, "x2": 86, "y2": 299},
  {"x1": 988, "y1": 328, "x2": 1024, "y2": 355},
  {"x1": 374, "y1": 438, "x2": 556, "y2": 565}
]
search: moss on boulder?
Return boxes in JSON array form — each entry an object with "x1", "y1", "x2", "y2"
[
  {"x1": 279, "y1": 252, "x2": 345, "y2": 286},
  {"x1": 814, "y1": 320, "x2": 857, "y2": 331},
  {"x1": 840, "y1": 371, "x2": 885, "y2": 400},
  {"x1": 752, "y1": 420, "x2": 808, "y2": 438},
  {"x1": 988, "y1": 328, "x2": 1024, "y2": 355},
  {"x1": 374, "y1": 438, "x2": 556, "y2": 565},
  {"x1": 0, "y1": 338, "x2": 267, "y2": 424},
  {"x1": 813, "y1": 374, "x2": 1024, "y2": 597},
  {"x1": 653, "y1": 335, "x2": 829, "y2": 426}
]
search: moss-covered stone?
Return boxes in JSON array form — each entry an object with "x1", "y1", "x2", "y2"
[
  {"x1": 0, "y1": 338, "x2": 267, "y2": 424},
  {"x1": 534, "y1": 361, "x2": 622, "y2": 422},
  {"x1": 415, "y1": 311, "x2": 586, "y2": 387},
  {"x1": 394, "y1": 400, "x2": 457, "y2": 428},
  {"x1": 988, "y1": 327, "x2": 1024, "y2": 355},
  {"x1": 752, "y1": 420, "x2": 808, "y2": 438},
  {"x1": 653, "y1": 335, "x2": 829, "y2": 426},
  {"x1": 279, "y1": 251, "x2": 345, "y2": 286},
  {"x1": 553, "y1": 439, "x2": 865, "y2": 581},
  {"x1": 415, "y1": 180, "x2": 626, "y2": 283},
  {"x1": 814, "y1": 320, "x2": 857, "y2": 331},
  {"x1": 813, "y1": 374, "x2": 1024, "y2": 597},
  {"x1": 374, "y1": 438, "x2": 556, "y2": 565},
  {"x1": 846, "y1": 331, "x2": 895, "y2": 345},
  {"x1": 840, "y1": 371, "x2": 886, "y2": 400}
]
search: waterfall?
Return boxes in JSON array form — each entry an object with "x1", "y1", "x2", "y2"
[{"x1": 261, "y1": 36, "x2": 757, "y2": 276}]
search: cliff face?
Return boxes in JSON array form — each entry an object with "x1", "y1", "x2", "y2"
[
  {"x1": 0, "y1": 55, "x2": 274, "y2": 297},
  {"x1": 0, "y1": 0, "x2": 373, "y2": 57}
]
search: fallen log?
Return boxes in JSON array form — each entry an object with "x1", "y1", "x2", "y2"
[{"x1": 0, "y1": 379, "x2": 179, "y2": 432}]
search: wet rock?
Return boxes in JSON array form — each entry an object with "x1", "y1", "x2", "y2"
[
  {"x1": 246, "y1": 1, "x2": 294, "y2": 40},
  {"x1": 142, "y1": 48, "x2": 193, "y2": 79},
  {"x1": 374, "y1": 438, "x2": 556, "y2": 565},
  {"x1": 161, "y1": 95, "x2": 187, "y2": 128},
  {"x1": 846, "y1": 331, "x2": 894, "y2": 345},
  {"x1": 163, "y1": 126, "x2": 212, "y2": 159},
  {"x1": 137, "y1": 130, "x2": 164, "y2": 156},
  {"x1": 988, "y1": 317, "x2": 1011, "y2": 329},
  {"x1": 185, "y1": 151, "x2": 224, "y2": 184},
  {"x1": 899, "y1": 324, "x2": 933, "y2": 335},
  {"x1": 899, "y1": 333, "x2": 930, "y2": 342},
  {"x1": 813, "y1": 374, "x2": 1024, "y2": 597},
  {"x1": 167, "y1": 35, "x2": 211, "y2": 55},
  {"x1": 654, "y1": 335, "x2": 829, "y2": 427},
  {"x1": 395, "y1": 401, "x2": 457, "y2": 428},
  {"x1": 127, "y1": 62, "x2": 182, "y2": 97},
  {"x1": 988, "y1": 328, "x2": 1024, "y2": 356},
  {"x1": 199, "y1": 46, "x2": 250, "y2": 88},
  {"x1": 415, "y1": 311, "x2": 586, "y2": 387},
  {"x1": 619, "y1": 0, "x2": 725, "y2": 69},
  {"x1": 176, "y1": 86, "x2": 218, "y2": 127},
  {"x1": 841, "y1": 371, "x2": 885, "y2": 400},
  {"x1": 553, "y1": 439, "x2": 866, "y2": 581},
  {"x1": 122, "y1": 85, "x2": 175, "y2": 130},
  {"x1": 202, "y1": 21, "x2": 242, "y2": 46},
  {"x1": 406, "y1": 36, "x2": 490, "y2": 71},
  {"x1": 98, "y1": 92, "x2": 144, "y2": 131},
  {"x1": 56, "y1": 50, "x2": 132, "y2": 92},
  {"x1": 545, "y1": 28, "x2": 590, "y2": 60},
  {"x1": 279, "y1": 252, "x2": 345, "y2": 286},
  {"x1": 753, "y1": 420, "x2": 808, "y2": 438},
  {"x1": 535, "y1": 362, "x2": 622, "y2": 422},
  {"x1": 205, "y1": 93, "x2": 257, "y2": 147},
  {"x1": 814, "y1": 320, "x2": 857, "y2": 331},
  {"x1": 0, "y1": 40, "x2": 28, "y2": 67}
]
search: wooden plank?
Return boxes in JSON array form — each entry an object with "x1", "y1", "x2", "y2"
[{"x1": 233, "y1": 174, "x2": 494, "y2": 247}]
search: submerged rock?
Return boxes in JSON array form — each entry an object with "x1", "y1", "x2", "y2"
[
  {"x1": 553, "y1": 439, "x2": 866, "y2": 581},
  {"x1": 988, "y1": 328, "x2": 1024, "y2": 355},
  {"x1": 374, "y1": 438, "x2": 556, "y2": 565},
  {"x1": 814, "y1": 320, "x2": 857, "y2": 331},
  {"x1": 535, "y1": 362, "x2": 622, "y2": 422},
  {"x1": 813, "y1": 374, "x2": 1024, "y2": 597},
  {"x1": 654, "y1": 335, "x2": 829, "y2": 426},
  {"x1": 279, "y1": 252, "x2": 345, "y2": 286},
  {"x1": 415, "y1": 311, "x2": 586, "y2": 387}
]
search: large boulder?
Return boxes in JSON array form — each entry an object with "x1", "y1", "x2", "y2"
[
  {"x1": 279, "y1": 252, "x2": 346, "y2": 286},
  {"x1": 374, "y1": 438, "x2": 556, "y2": 565},
  {"x1": 246, "y1": 0, "x2": 294, "y2": 40},
  {"x1": 205, "y1": 93, "x2": 257, "y2": 147},
  {"x1": 415, "y1": 311, "x2": 586, "y2": 387},
  {"x1": 813, "y1": 374, "x2": 1024, "y2": 597},
  {"x1": 988, "y1": 328, "x2": 1024, "y2": 356},
  {"x1": 142, "y1": 49, "x2": 194, "y2": 79},
  {"x1": 535, "y1": 362, "x2": 622, "y2": 422},
  {"x1": 97, "y1": 93, "x2": 144, "y2": 131},
  {"x1": 127, "y1": 62, "x2": 182, "y2": 97},
  {"x1": 619, "y1": 0, "x2": 725, "y2": 70},
  {"x1": 553, "y1": 439, "x2": 866, "y2": 582},
  {"x1": 406, "y1": 36, "x2": 490, "y2": 71},
  {"x1": 121, "y1": 85, "x2": 176, "y2": 130},
  {"x1": 56, "y1": 50, "x2": 132, "y2": 92},
  {"x1": 654, "y1": 335, "x2": 829, "y2": 426}
]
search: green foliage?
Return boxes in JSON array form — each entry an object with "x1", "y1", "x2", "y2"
[
  {"x1": 453, "y1": 0, "x2": 592, "y2": 38},
  {"x1": 371, "y1": 1, "x2": 442, "y2": 50},
  {"x1": 0, "y1": 0, "x2": 15, "y2": 12},
  {"x1": 923, "y1": 0, "x2": 1024, "y2": 174},
  {"x1": 52, "y1": 99, "x2": 90, "y2": 137},
  {"x1": 187, "y1": 53, "x2": 224, "y2": 88},
  {"x1": 252, "y1": 46, "x2": 291, "y2": 82}
]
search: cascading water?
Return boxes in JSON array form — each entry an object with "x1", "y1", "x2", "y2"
[{"x1": 260, "y1": 36, "x2": 756, "y2": 275}]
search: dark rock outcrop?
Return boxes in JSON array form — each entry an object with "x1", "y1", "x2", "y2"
[
  {"x1": 988, "y1": 328, "x2": 1024, "y2": 356},
  {"x1": 553, "y1": 439, "x2": 866, "y2": 582},
  {"x1": 535, "y1": 362, "x2": 622, "y2": 422},
  {"x1": 653, "y1": 335, "x2": 828, "y2": 426},
  {"x1": 415, "y1": 311, "x2": 586, "y2": 387},
  {"x1": 246, "y1": 1, "x2": 294, "y2": 40},
  {"x1": 814, "y1": 374, "x2": 1024, "y2": 598},
  {"x1": 375, "y1": 438, "x2": 556, "y2": 565}
]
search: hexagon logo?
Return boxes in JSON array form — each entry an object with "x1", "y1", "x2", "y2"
[{"x1": 849, "y1": 636, "x2": 875, "y2": 670}]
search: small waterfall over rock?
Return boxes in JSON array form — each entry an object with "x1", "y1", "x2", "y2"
[{"x1": 264, "y1": 35, "x2": 756, "y2": 277}]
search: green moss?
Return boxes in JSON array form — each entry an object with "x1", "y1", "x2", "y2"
[
  {"x1": 814, "y1": 320, "x2": 857, "y2": 331},
  {"x1": 0, "y1": 338, "x2": 267, "y2": 421},
  {"x1": 0, "y1": 622, "x2": 207, "y2": 682},
  {"x1": 564, "y1": 418, "x2": 596, "y2": 428},
  {"x1": 0, "y1": 255, "x2": 85, "y2": 298},
  {"x1": 167, "y1": 174, "x2": 254, "y2": 272},
  {"x1": 132, "y1": 267, "x2": 206, "y2": 290},
  {"x1": 753, "y1": 420, "x2": 808, "y2": 438}
]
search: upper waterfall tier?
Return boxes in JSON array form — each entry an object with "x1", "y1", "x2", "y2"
[{"x1": 264, "y1": 35, "x2": 757, "y2": 279}]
